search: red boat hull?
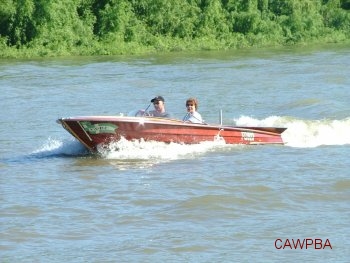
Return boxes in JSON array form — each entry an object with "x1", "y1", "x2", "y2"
[{"x1": 57, "y1": 116, "x2": 286, "y2": 152}]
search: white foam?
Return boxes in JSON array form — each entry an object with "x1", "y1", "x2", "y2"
[
  {"x1": 98, "y1": 137, "x2": 228, "y2": 160},
  {"x1": 32, "y1": 137, "x2": 87, "y2": 157},
  {"x1": 234, "y1": 115, "x2": 350, "y2": 148}
]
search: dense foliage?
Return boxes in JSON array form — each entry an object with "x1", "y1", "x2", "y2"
[{"x1": 1, "y1": 0, "x2": 349, "y2": 57}]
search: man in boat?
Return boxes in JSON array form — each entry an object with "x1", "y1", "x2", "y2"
[{"x1": 149, "y1": 96, "x2": 172, "y2": 118}]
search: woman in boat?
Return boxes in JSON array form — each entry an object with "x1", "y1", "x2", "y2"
[
  {"x1": 149, "y1": 96, "x2": 172, "y2": 118},
  {"x1": 183, "y1": 97, "x2": 203, "y2": 124}
]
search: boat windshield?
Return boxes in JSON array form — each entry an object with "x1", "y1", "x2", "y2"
[{"x1": 127, "y1": 109, "x2": 152, "y2": 117}]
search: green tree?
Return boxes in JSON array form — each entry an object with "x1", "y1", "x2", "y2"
[
  {"x1": 0, "y1": 0, "x2": 349, "y2": 57},
  {"x1": 0, "y1": 0, "x2": 36, "y2": 46},
  {"x1": 130, "y1": 0, "x2": 200, "y2": 39},
  {"x1": 31, "y1": 0, "x2": 96, "y2": 54},
  {"x1": 196, "y1": 0, "x2": 229, "y2": 37}
]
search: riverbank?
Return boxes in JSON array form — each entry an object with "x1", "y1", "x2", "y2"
[{"x1": 1, "y1": 34, "x2": 349, "y2": 59}]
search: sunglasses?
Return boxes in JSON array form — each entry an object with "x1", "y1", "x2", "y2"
[
  {"x1": 186, "y1": 104, "x2": 194, "y2": 107},
  {"x1": 153, "y1": 102, "x2": 160, "y2": 105}
]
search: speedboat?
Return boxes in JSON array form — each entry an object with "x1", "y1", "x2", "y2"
[{"x1": 57, "y1": 111, "x2": 287, "y2": 152}]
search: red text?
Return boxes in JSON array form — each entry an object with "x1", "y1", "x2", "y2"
[{"x1": 275, "y1": 238, "x2": 332, "y2": 250}]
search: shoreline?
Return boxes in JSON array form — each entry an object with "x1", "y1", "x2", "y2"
[{"x1": 1, "y1": 37, "x2": 349, "y2": 60}]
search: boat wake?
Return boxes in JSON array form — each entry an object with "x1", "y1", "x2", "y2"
[
  {"x1": 30, "y1": 137, "x2": 89, "y2": 158},
  {"x1": 21, "y1": 136, "x2": 231, "y2": 164},
  {"x1": 97, "y1": 137, "x2": 230, "y2": 161},
  {"x1": 234, "y1": 116, "x2": 350, "y2": 148},
  {"x1": 1, "y1": 138, "x2": 89, "y2": 165}
]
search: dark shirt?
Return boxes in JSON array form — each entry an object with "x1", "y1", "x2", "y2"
[{"x1": 150, "y1": 110, "x2": 171, "y2": 118}]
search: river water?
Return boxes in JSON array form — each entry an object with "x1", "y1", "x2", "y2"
[{"x1": 1, "y1": 44, "x2": 349, "y2": 262}]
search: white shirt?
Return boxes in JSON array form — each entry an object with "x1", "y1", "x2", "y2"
[{"x1": 183, "y1": 111, "x2": 203, "y2": 123}]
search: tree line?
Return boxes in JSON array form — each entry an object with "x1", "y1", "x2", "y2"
[{"x1": 1, "y1": 0, "x2": 349, "y2": 57}]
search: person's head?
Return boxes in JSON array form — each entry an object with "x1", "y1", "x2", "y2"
[
  {"x1": 186, "y1": 98, "x2": 198, "y2": 113},
  {"x1": 151, "y1": 96, "x2": 165, "y2": 112}
]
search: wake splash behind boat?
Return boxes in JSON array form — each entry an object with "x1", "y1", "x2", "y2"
[{"x1": 234, "y1": 116, "x2": 350, "y2": 148}]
